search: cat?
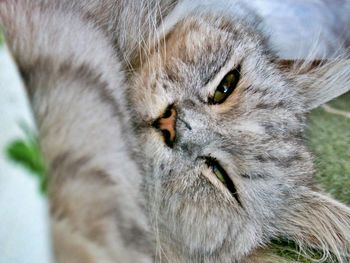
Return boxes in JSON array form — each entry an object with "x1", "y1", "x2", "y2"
[{"x1": 1, "y1": 0, "x2": 350, "y2": 263}]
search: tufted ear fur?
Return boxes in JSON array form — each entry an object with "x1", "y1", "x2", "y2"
[
  {"x1": 278, "y1": 190, "x2": 350, "y2": 262},
  {"x1": 278, "y1": 59, "x2": 350, "y2": 110}
]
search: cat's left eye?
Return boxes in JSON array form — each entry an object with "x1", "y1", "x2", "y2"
[
  {"x1": 209, "y1": 66, "x2": 241, "y2": 104},
  {"x1": 205, "y1": 157, "x2": 230, "y2": 187},
  {"x1": 204, "y1": 157, "x2": 241, "y2": 206}
]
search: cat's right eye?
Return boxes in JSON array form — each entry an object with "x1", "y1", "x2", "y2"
[{"x1": 209, "y1": 66, "x2": 241, "y2": 105}]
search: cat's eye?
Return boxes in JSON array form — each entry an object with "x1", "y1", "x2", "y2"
[
  {"x1": 205, "y1": 157, "x2": 230, "y2": 187},
  {"x1": 204, "y1": 157, "x2": 242, "y2": 206},
  {"x1": 212, "y1": 162, "x2": 227, "y2": 185},
  {"x1": 210, "y1": 66, "x2": 241, "y2": 104}
]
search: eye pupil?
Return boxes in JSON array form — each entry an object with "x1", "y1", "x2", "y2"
[{"x1": 210, "y1": 66, "x2": 240, "y2": 104}]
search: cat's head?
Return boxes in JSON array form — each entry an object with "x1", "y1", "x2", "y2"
[{"x1": 127, "y1": 11, "x2": 350, "y2": 263}]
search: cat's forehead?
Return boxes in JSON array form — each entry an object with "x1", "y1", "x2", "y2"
[
  {"x1": 160, "y1": 15, "x2": 261, "y2": 80},
  {"x1": 164, "y1": 14, "x2": 259, "y2": 52},
  {"x1": 135, "y1": 14, "x2": 267, "y2": 97}
]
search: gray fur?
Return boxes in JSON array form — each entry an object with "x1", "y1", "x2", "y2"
[
  {"x1": 0, "y1": 1, "x2": 153, "y2": 262},
  {"x1": 126, "y1": 2, "x2": 350, "y2": 262}
]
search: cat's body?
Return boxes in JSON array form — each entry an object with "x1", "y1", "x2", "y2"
[
  {"x1": 0, "y1": 2, "x2": 154, "y2": 262},
  {"x1": 1, "y1": 1, "x2": 350, "y2": 263}
]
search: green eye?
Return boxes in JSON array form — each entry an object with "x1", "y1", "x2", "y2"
[
  {"x1": 210, "y1": 67, "x2": 240, "y2": 104},
  {"x1": 212, "y1": 164, "x2": 227, "y2": 185},
  {"x1": 204, "y1": 157, "x2": 242, "y2": 206},
  {"x1": 205, "y1": 157, "x2": 229, "y2": 186}
]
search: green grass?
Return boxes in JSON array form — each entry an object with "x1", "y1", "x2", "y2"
[
  {"x1": 308, "y1": 92, "x2": 350, "y2": 204},
  {"x1": 271, "y1": 239, "x2": 325, "y2": 263}
]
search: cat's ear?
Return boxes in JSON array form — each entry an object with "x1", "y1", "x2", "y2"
[
  {"x1": 276, "y1": 59, "x2": 350, "y2": 110},
  {"x1": 279, "y1": 190, "x2": 350, "y2": 261}
]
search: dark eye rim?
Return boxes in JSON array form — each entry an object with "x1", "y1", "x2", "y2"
[
  {"x1": 208, "y1": 65, "x2": 241, "y2": 105},
  {"x1": 203, "y1": 156, "x2": 242, "y2": 207}
]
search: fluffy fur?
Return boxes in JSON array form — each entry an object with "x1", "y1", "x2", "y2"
[
  {"x1": 0, "y1": 1, "x2": 153, "y2": 262},
  {"x1": 0, "y1": 0, "x2": 350, "y2": 262}
]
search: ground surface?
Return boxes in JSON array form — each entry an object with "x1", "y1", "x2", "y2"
[
  {"x1": 273, "y1": 92, "x2": 350, "y2": 262},
  {"x1": 309, "y1": 92, "x2": 350, "y2": 205}
]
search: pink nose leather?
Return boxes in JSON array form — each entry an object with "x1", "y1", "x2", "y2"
[
  {"x1": 153, "y1": 107, "x2": 177, "y2": 146},
  {"x1": 159, "y1": 108, "x2": 176, "y2": 142}
]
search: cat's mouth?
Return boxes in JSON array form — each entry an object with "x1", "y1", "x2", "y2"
[{"x1": 203, "y1": 157, "x2": 242, "y2": 207}]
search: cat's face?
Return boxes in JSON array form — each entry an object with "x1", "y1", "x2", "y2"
[{"x1": 128, "y1": 14, "x2": 316, "y2": 261}]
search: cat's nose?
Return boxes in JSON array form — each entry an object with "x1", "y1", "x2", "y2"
[{"x1": 152, "y1": 105, "x2": 177, "y2": 147}]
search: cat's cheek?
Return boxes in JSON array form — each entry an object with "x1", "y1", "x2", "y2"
[
  {"x1": 153, "y1": 176, "x2": 256, "y2": 258},
  {"x1": 163, "y1": 201, "x2": 231, "y2": 252},
  {"x1": 161, "y1": 199, "x2": 260, "y2": 259}
]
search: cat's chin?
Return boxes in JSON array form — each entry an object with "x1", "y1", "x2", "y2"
[
  {"x1": 143, "y1": 161, "x2": 262, "y2": 261},
  {"x1": 155, "y1": 208, "x2": 261, "y2": 261}
]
